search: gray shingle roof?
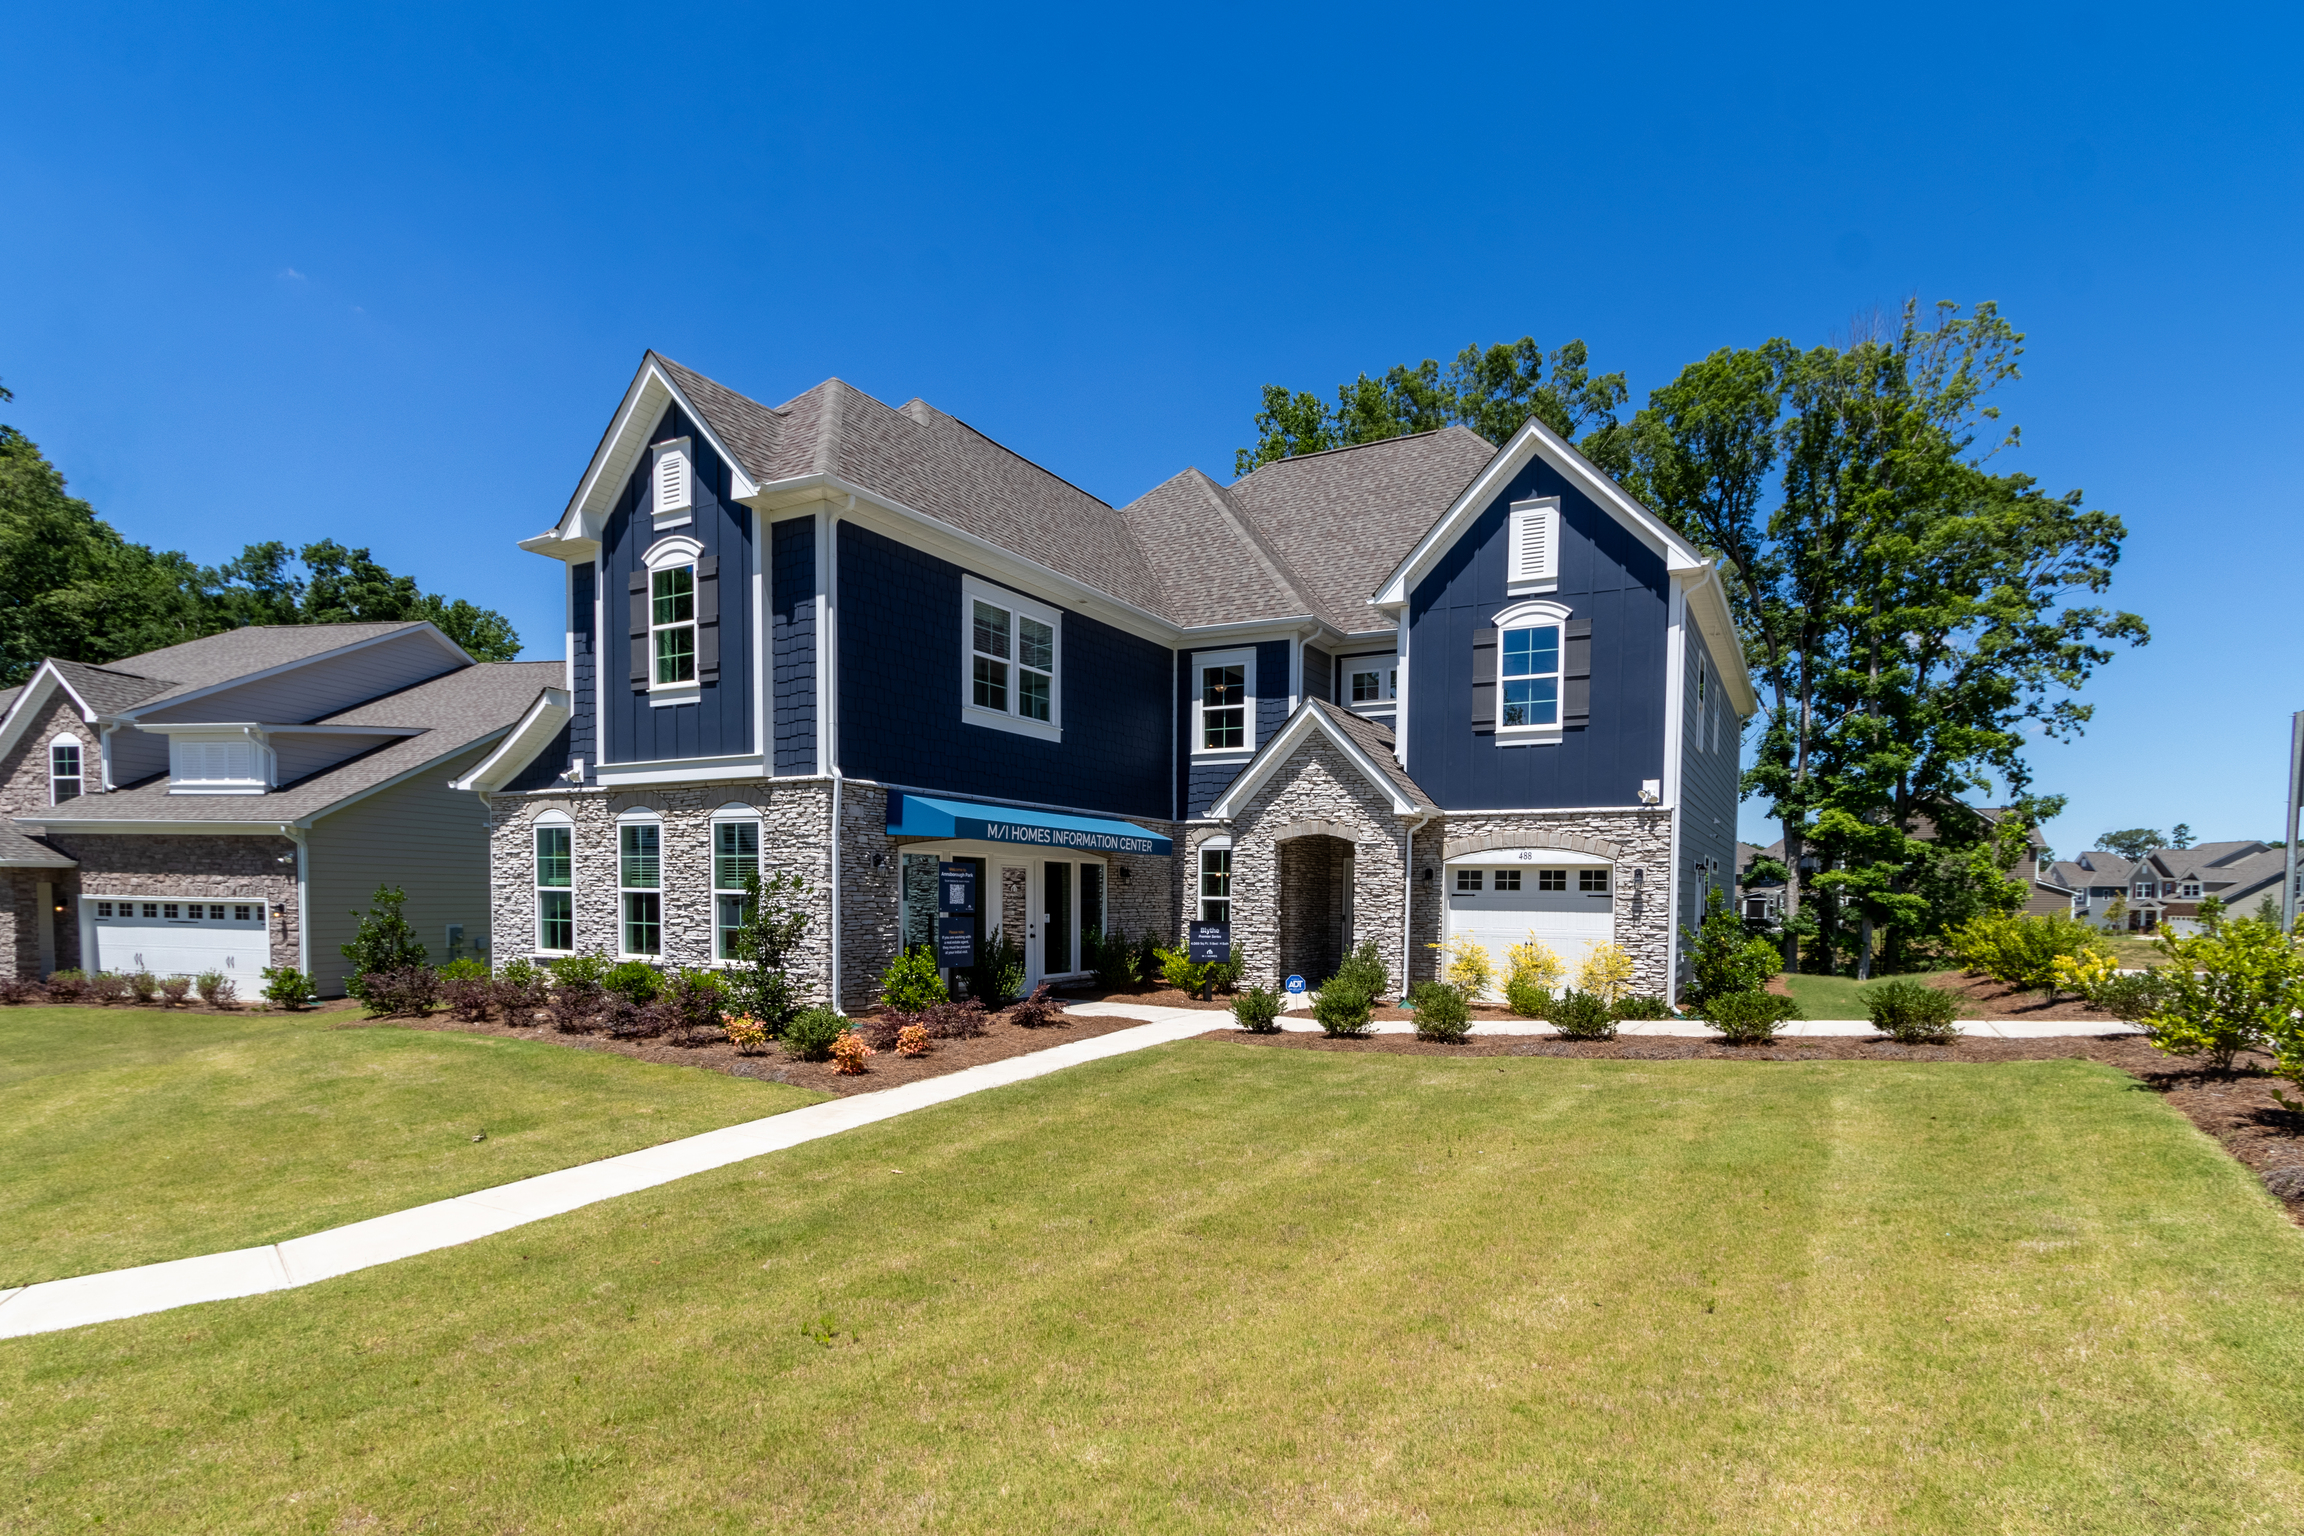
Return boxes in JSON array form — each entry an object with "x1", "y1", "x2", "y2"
[
  {"x1": 95, "y1": 623, "x2": 438, "y2": 708},
  {"x1": 1116, "y1": 469, "x2": 1322, "y2": 629},
  {"x1": 0, "y1": 823, "x2": 75, "y2": 868},
  {"x1": 47, "y1": 658, "x2": 173, "y2": 716},
  {"x1": 1228, "y1": 427, "x2": 1500, "y2": 635},
  {"x1": 1307, "y1": 699, "x2": 1438, "y2": 811},
  {"x1": 22, "y1": 661, "x2": 561, "y2": 828}
]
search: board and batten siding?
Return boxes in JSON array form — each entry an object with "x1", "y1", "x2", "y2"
[
  {"x1": 770, "y1": 515, "x2": 817, "y2": 775},
  {"x1": 568, "y1": 559, "x2": 596, "y2": 772},
  {"x1": 136, "y1": 630, "x2": 464, "y2": 726},
  {"x1": 1675, "y1": 619, "x2": 1741, "y2": 948},
  {"x1": 303, "y1": 741, "x2": 497, "y2": 994},
  {"x1": 1173, "y1": 638, "x2": 1293, "y2": 820},
  {"x1": 1403, "y1": 454, "x2": 1669, "y2": 809}
]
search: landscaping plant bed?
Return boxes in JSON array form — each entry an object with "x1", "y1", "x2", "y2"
[
  {"x1": 364, "y1": 1003, "x2": 1157, "y2": 1097},
  {"x1": 1213, "y1": 1026, "x2": 2304, "y2": 1220},
  {"x1": 1062, "y1": 984, "x2": 1517, "y2": 1023}
]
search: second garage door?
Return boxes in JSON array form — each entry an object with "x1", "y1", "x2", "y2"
[
  {"x1": 89, "y1": 897, "x2": 271, "y2": 980},
  {"x1": 1443, "y1": 850, "x2": 1616, "y2": 991}
]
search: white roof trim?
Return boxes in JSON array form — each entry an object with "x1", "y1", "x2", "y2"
[
  {"x1": 0, "y1": 665, "x2": 79, "y2": 763},
  {"x1": 1682, "y1": 565, "x2": 1758, "y2": 716},
  {"x1": 450, "y1": 689, "x2": 571, "y2": 793},
  {"x1": 1372, "y1": 414, "x2": 1707, "y2": 609},
  {"x1": 551, "y1": 356, "x2": 762, "y2": 545},
  {"x1": 1206, "y1": 703, "x2": 1418, "y2": 821}
]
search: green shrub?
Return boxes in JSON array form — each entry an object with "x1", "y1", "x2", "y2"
[
  {"x1": 1865, "y1": 977, "x2": 1961, "y2": 1044},
  {"x1": 602, "y1": 960, "x2": 662, "y2": 1004},
  {"x1": 2083, "y1": 968, "x2": 2176, "y2": 1023},
  {"x1": 2144, "y1": 909, "x2": 2303, "y2": 1071},
  {"x1": 86, "y1": 972, "x2": 131, "y2": 1005},
  {"x1": 158, "y1": 974, "x2": 193, "y2": 1005},
  {"x1": 1331, "y1": 941, "x2": 1391, "y2": 1000},
  {"x1": 1408, "y1": 980, "x2": 1472, "y2": 1042},
  {"x1": 126, "y1": 970, "x2": 159, "y2": 1003},
  {"x1": 721, "y1": 870, "x2": 813, "y2": 1035},
  {"x1": 1611, "y1": 994, "x2": 1673, "y2": 1021},
  {"x1": 1502, "y1": 975, "x2": 1554, "y2": 1019},
  {"x1": 1312, "y1": 979, "x2": 1374, "y2": 1038},
  {"x1": 42, "y1": 969, "x2": 87, "y2": 1003},
  {"x1": 1083, "y1": 927, "x2": 1144, "y2": 989},
  {"x1": 341, "y1": 885, "x2": 428, "y2": 1006},
  {"x1": 1703, "y1": 989, "x2": 1800, "y2": 1045},
  {"x1": 659, "y1": 967, "x2": 728, "y2": 1043},
  {"x1": 548, "y1": 950, "x2": 611, "y2": 987},
  {"x1": 440, "y1": 956, "x2": 490, "y2": 981},
  {"x1": 1548, "y1": 988, "x2": 1616, "y2": 1040},
  {"x1": 1134, "y1": 931, "x2": 1164, "y2": 987},
  {"x1": 193, "y1": 969, "x2": 235, "y2": 1005},
  {"x1": 879, "y1": 945, "x2": 948, "y2": 1012},
  {"x1": 1208, "y1": 944, "x2": 1245, "y2": 996},
  {"x1": 1231, "y1": 984, "x2": 1283, "y2": 1033},
  {"x1": 782, "y1": 1005, "x2": 852, "y2": 1062},
  {"x1": 971, "y1": 927, "x2": 1028, "y2": 1007},
  {"x1": 1947, "y1": 911, "x2": 2110, "y2": 1002},
  {"x1": 260, "y1": 966, "x2": 317, "y2": 1010},
  {"x1": 1682, "y1": 887, "x2": 1783, "y2": 1007}
]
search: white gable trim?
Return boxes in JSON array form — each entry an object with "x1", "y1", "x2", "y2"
[
  {"x1": 1372, "y1": 415, "x2": 1707, "y2": 609},
  {"x1": 0, "y1": 665, "x2": 92, "y2": 765},
  {"x1": 548, "y1": 356, "x2": 761, "y2": 547},
  {"x1": 1682, "y1": 566, "x2": 1757, "y2": 716},
  {"x1": 1207, "y1": 703, "x2": 1419, "y2": 820},
  {"x1": 450, "y1": 689, "x2": 572, "y2": 792}
]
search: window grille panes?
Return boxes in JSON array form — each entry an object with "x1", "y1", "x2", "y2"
[
  {"x1": 97, "y1": 902, "x2": 113, "y2": 917},
  {"x1": 142, "y1": 903, "x2": 159, "y2": 918},
  {"x1": 163, "y1": 903, "x2": 179, "y2": 919},
  {"x1": 1352, "y1": 671, "x2": 1380, "y2": 703},
  {"x1": 1199, "y1": 847, "x2": 1232, "y2": 923},
  {"x1": 714, "y1": 821, "x2": 758, "y2": 891},
  {"x1": 972, "y1": 600, "x2": 1010, "y2": 660},
  {"x1": 539, "y1": 890, "x2": 574, "y2": 951},
  {"x1": 1202, "y1": 665, "x2": 1246, "y2": 749},
  {"x1": 1018, "y1": 666, "x2": 1051, "y2": 722},
  {"x1": 1580, "y1": 868, "x2": 1610, "y2": 893},
  {"x1": 1016, "y1": 615, "x2": 1055, "y2": 722},
  {"x1": 1501, "y1": 625, "x2": 1561, "y2": 727},
  {"x1": 972, "y1": 654, "x2": 1008, "y2": 711},
  {"x1": 535, "y1": 826, "x2": 572, "y2": 887},
  {"x1": 234, "y1": 904, "x2": 253, "y2": 921},
  {"x1": 622, "y1": 892, "x2": 662, "y2": 955},
  {"x1": 652, "y1": 568, "x2": 697, "y2": 684},
  {"x1": 50, "y1": 742, "x2": 81, "y2": 802},
  {"x1": 208, "y1": 904, "x2": 226, "y2": 919},
  {"x1": 716, "y1": 894, "x2": 752, "y2": 960},
  {"x1": 1538, "y1": 869, "x2": 1567, "y2": 891},
  {"x1": 620, "y1": 823, "x2": 660, "y2": 889},
  {"x1": 1456, "y1": 869, "x2": 1482, "y2": 892},
  {"x1": 1494, "y1": 869, "x2": 1522, "y2": 891}
]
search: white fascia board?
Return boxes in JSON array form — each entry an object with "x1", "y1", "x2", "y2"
[
  {"x1": 135, "y1": 721, "x2": 424, "y2": 737},
  {"x1": 1372, "y1": 416, "x2": 1707, "y2": 610},
  {"x1": 1176, "y1": 617, "x2": 1329, "y2": 647},
  {"x1": 745, "y1": 476, "x2": 1182, "y2": 650},
  {"x1": 114, "y1": 624, "x2": 469, "y2": 724},
  {"x1": 1684, "y1": 565, "x2": 1758, "y2": 715},
  {"x1": 1206, "y1": 704, "x2": 1416, "y2": 821},
  {"x1": 0, "y1": 667, "x2": 76, "y2": 761},
  {"x1": 555, "y1": 358, "x2": 761, "y2": 543},
  {"x1": 593, "y1": 755, "x2": 769, "y2": 788},
  {"x1": 449, "y1": 689, "x2": 571, "y2": 792},
  {"x1": 17, "y1": 815, "x2": 300, "y2": 837}
]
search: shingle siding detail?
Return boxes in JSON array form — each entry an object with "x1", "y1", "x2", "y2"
[
  {"x1": 771, "y1": 516, "x2": 818, "y2": 776},
  {"x1": 568, "y1": 560, "x2": 596, "y2": 772}
]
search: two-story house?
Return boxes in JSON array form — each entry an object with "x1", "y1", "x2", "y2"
[
  {"x1": 0, "y1": 623, "x2": 558, "y2": 990},
  {"x1": 465, "y1": 354, "x2": 1754, "y2": 1008},
  {"x1": 2035, "y1": 841, "x2": 2297, "y2": 934}
]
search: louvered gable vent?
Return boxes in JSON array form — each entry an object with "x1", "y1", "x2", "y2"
[
  {"x1": 1508, "y1": 498, "x2": 1560, "y2": 588},
  {"x1": 653, "y1": 442, "x2": 692, "y2": 520}
]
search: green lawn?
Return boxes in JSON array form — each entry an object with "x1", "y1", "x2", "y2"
[
  {"x1": 7, "y1": 1043, "x2": 2304, "y2": 1533},
  {"x1": 0, "y1": 1005, "x2": 820, "y2": 1287},
  {"x1": 1781, "y1": 967, "x2": 1981, "y2": 1019}
]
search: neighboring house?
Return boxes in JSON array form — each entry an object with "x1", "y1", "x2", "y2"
[
  {"x1": 0, "y1": 623, "x2": 560, "y2": 991},
  {"x1": 466, "y1": 353, "x2": 1755, "y2": 1007},
  {"x1": 2033, "y1": 841, "x2": 2298, "y2": 934}
]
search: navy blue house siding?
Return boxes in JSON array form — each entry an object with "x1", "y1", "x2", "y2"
[
  {"x1": 599, "y1": 405, "x2": 756, "y2": 766},
  {"x1": 568, "y1": 560, "x2": 596, "y2": 774},
  {"x1": 503, "y1": 722, "x2": 575, "y2": 792},
  {"x1": 835, "y1": 522, "x2": 1170, "y2": 819},
  {"x1": 1405, "y1": 456, "x2": 1669, "y2": 808},
  {"x1": 770, "y1": 516, "x2": 817, "y2": 775},
  {"x1": 1173, "y1": 637, "x2": 1295, "y2": 820}
]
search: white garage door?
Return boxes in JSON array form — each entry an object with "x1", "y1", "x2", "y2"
[
  {"x1": 89, "y1": 897, "x2": 270, "y2": 979},
  {"x1": 1443, "y1": 852, "x2": 1616, "y2": 992}
]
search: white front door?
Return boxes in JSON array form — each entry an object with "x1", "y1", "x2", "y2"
[{"x1": 91, "y1": 897, "x2": 270, "y2": 979}]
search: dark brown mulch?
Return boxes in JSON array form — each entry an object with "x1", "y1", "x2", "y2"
[
  {"x1": 1060, "y1": 985, "x2": 1508, "y2": 1024},
  {"x1": 1207, "y1": 1028, "x2": 2304, "y2": 1222},
  {"x1": 341, "y1": 1004, "x2": 1155, "y2": 1098}
]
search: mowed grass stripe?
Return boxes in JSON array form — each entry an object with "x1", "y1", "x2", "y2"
[
  {"x1": 0, "y1": 1006, "x2": 821, "y2": 1285},
  {"x1": 6, "y1": 1044, "x2": 2303, "y2": 1534}
]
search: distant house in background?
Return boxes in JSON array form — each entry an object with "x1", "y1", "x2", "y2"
[
  {"x1": 0, "y1": 623, "x2": 557, "y2": 992},
  {"x1": 1734, "y1": 805, "x2": 2050, "y2": 927},
  {"x1": 2032, "y1": 841, "x2": 2297, "y2": 935}
]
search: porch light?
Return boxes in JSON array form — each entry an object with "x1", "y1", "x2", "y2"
[{"x1": 1118, "y1": 867, "x2": 1132, "y2": 881}]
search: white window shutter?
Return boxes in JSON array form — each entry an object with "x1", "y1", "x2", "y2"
[{"x1": 655, "y1": 448, "x2": 690, "y2": 517}]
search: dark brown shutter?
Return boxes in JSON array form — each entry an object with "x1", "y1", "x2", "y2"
[
  {"x1": 1563, "y1": 618, "x2": 1592, "y2": 726},
  {"x1": 628, "y1": 570, "x2": 650, "y2": 691},
  {"x1": 1470, "y1": 627, "x2": 1498, "y2": 732},
  {"x1": 695, "y1": 555, "x2": 719, "y2": 680}
]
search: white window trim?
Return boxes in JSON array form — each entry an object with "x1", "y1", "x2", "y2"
[
  {"x1": 709, "y1": 805, "x2": 762, "y2": 965},
  {"x1": 532, "y1": 810, "x2": 576, "y2": 956},
  {"x1": 166, "y1": 730, "x2": 274, "y2": 795},
  {"x1": 1491, "y1": 599, "x2": 1570, "y2": 746},
  {"x1": 48, "y1": 733, "x2": 84, "y2": 805},
  {"x1": 960, "y1": 573, "x2": 1063, "y2": 743},
  {"x1": 1340, "y1": 653, "x2": 1397, "y2": 716},
  {"x1": 1198, "y1": 841, "x2": 1234, "y2": 923},
  {"x1": 652, "y1": 438, "x2": 694, "y2": 528},
  {"x1": 616, "y1": 810, "x2": 664, "y2": 960},
  {"x1": 644, "y1": 537, "x2": 702, "y2": 704},
  {"x1": 1191, "y1": 646, "x2": 1257, "y2": 760},
  {"x1": 1507, "y1": 496, "x2": 1561, "y2": 595}
]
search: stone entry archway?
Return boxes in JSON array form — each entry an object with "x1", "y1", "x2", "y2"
[{"x1": 1276, "y1": 833, "x2": 1357, "y2": 985}]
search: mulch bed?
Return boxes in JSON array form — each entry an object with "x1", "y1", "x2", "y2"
[{"x1": 1209, "y1": 1028, "x2": 2304, "y2": 1223}]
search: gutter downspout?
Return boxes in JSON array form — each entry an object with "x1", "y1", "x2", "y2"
[
  {"x1": 1402, "y1": 812, "x2": 1433, "y2": 999},
  {"x1": 827, "y1": 499, "x2": 848, "y2": 1010}
]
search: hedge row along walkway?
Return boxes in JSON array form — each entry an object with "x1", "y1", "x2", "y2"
[{"x1": 0, "y1": 1003, "x2": 2140, "y2": 1340}]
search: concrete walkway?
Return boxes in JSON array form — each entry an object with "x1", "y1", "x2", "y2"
[{"x1": 0, "y1": 1002, "x2": 2138, "y2": 1341}]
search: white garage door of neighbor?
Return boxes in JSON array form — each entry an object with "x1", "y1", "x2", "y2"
[
  {"x1": 89, "y1": 897, "x2": 270, "y2": 979},
  {"x1": 1443, "y1": 854, "x2": 1617, "y2": 988}
]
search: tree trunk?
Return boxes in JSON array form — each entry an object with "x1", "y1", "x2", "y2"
[{"x1": 1855, "y1": 912, "x2": 1873, "y2": 980}]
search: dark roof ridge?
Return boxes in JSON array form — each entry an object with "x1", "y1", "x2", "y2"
[{"x1": 1228, "y1": 424, "x2": 1489, "y2": 484}]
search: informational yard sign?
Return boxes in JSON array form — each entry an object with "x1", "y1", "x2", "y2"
[
  {"x1": 1188, "y1": 922, "x2": 1232, "y2": 963},
  {"x1": 938, "y1": 862, "x2": 976, "y2": 914},
  {"x1": 937, "y1": 916, "x2": 976, "y2": 969}
]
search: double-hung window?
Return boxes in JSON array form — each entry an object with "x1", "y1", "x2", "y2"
[
  {"x1": 1199, "y1": 844, "x2": 1232, "y2": 923},
  {"x1": 712, "y1": 812, "x2": 759, "y2": 961},
  {"x1": 620, "y1": 819, "x2": 661, "y2": 956},
  {"x1": 1502, "y1": 624, "x2": 1561, "y2": 729},
  {"x1": 534, "y1": 818, "x2": 573, "y2": 953},
  {"x1": 653, "y1": 566, "x2": 697, "y2": 685},
  {"x1": 961, "y1": 575, "x2": 1061, "y2": 740},
  {"x1": 49, "y1": 738, "x2": 82, "y2": 803},
  {"x1": 1193, "y1": 647, "x2": 1255, "y2": 755}
]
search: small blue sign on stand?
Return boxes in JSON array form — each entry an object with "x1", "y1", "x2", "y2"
[
  {"x1": 1187, "y1": 921, "x2": 1232, "y2": 963},
  {"x1": 1284, "y1": 974, "x2": 1306, "y2": 995},
  {"x1": 938, "y1": 862, "x2": 976, "y2": 914},
  {"x1": 936, "y1": 915, "x2": 976, "y2": 969}
]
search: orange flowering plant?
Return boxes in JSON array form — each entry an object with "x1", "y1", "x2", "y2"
[
  {"x1": 830, "y1": 1029, "x2": 874, "y2": 1075},
  {"x1": 720, "y1": 1011, "x2": 768, "y2": 1054}
]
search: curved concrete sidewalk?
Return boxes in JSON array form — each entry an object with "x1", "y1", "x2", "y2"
[{"x1": 0, "y1": 1002, "x2": 2137, "y2": 1341}]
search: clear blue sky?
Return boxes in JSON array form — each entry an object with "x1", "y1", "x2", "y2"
[{"x1": 3, "y1": 2, "x2": 2298, "y2": 855}]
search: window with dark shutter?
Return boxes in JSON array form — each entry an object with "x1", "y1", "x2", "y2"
[
  {"x1": 628, "y1": 570, "x2": 650, "y2": 691},
  {"x1": 1563, "y1": 618, "x2": 1592, "y2": 726},
  {"x1": 695, "y1": 555, "x2": 720, "y2": 680},
  {"x1": 1470, "y1": 627, "x2": 1498, "y2": 732}
]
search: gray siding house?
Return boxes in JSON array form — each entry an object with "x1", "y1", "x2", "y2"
[
  {"x1": 0, "y1": 623, "x2": 558, "y2": 992},
  {"x1": 469, "y1": 353, "x2": 1756, "y2": 1006}
]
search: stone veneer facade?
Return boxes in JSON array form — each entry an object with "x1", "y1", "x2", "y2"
[{"x1": 52, "y1": 832, "x2": 303, "y2": 975}]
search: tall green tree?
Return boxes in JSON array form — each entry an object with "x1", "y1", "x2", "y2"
[{"x1": 2099, "y1": 828, "x2": 2165, "y2": 860}]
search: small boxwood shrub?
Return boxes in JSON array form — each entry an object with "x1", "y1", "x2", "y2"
[
  {"x1": 1409, "y1": 980, "x2": 1473, "y2": 1042},
  {"x1": 603, "y1": 960, "x2": 662, "y2": 1004},
  {"x1": 1866, "y1": 978, "x2": 1961, "y2": 1044},
  {"x1": 783, "y1": 1005, "x2": 851, "y2": 1061},
  {"x1": 1549, "y1": 988, "x2": 1617, "y2": 1041},
  {"x1": 1232, "y1": 984, "x2": 1283, "y2": 1033},
  {"x1": 1611, "y1": 994, "x2": 1673, "y2": 1021},
  {"x1": 1313, "y1": 980, "x2": 1375, "y2": 1038},
  {"x1": 879, "y1": 946, "x2": 948, "y2": 1013},
  {"x1": 260, "y1": 966, "x2": 317, "y2": 1010},
  {"x1": 1703, "y1": 989, "x2": 1799, "y2": 1045},
  {"x1": 1502, "y1": 976, "x2": 1553, "y2": 1019},
  {"x1": 440, "y1": 957, "x2": 490, "y2": 980},
  {"x1": 1331, "y1": 942, "x2": 1391, "y2": 1002}
]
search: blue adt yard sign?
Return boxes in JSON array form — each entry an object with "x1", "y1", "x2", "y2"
[{"x1": 1285, "y1": 974, "x2": 1306, "y2": 995}]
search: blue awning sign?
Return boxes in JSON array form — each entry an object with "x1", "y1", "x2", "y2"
[{"x1": 885, "y1": 792, "x2": 1172, "y2": 857}]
